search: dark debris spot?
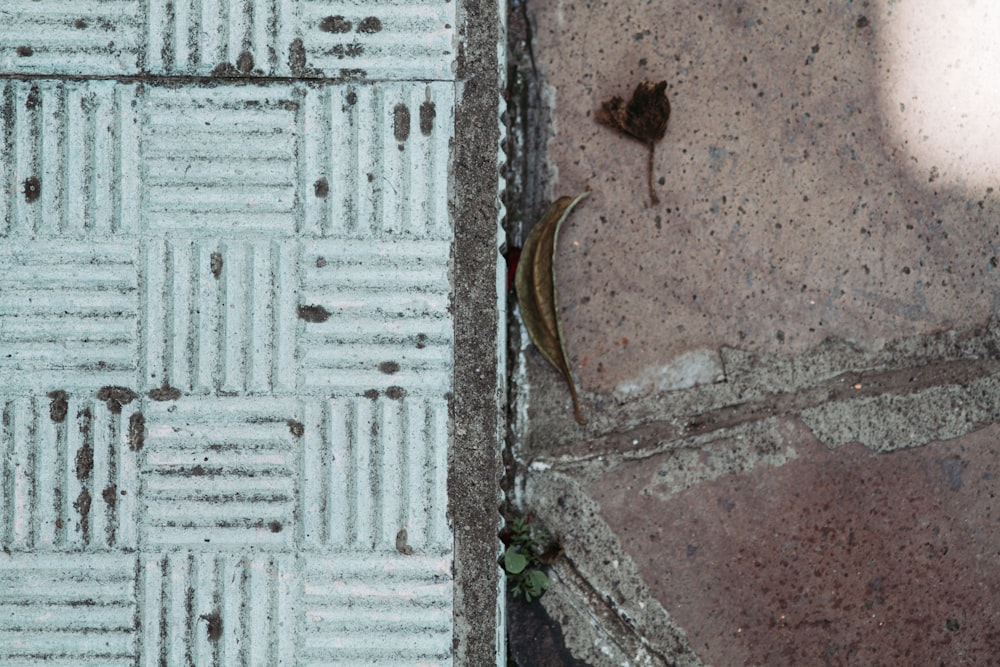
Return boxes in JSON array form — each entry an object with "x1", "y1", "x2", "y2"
[
  {"x1": 419, "y1": 101, "x2": 436, "y2": 135},
  {"x1": 73, "y1": 489, "x2": 91, "y2": 537},
  {"x1": 75, "y1": 19, "x2": 88, "y2": 29},
  {"x1": 297, "y1": 304, "x2": 331, "y2": 323},
  {"x1": 236, "y1": 50, "x2": 254, "y2": 73},
  {"x1": 102, "y1": 484, "x2": 117, "y2": 507},
  {"x1": 357, "y1": 16, "x2": 382, "y2": 33},
  {"x1": 415, "y1": 333, "x2": 428, "y2": 349},
  {"x1": 128, "y1": 412, "x2": 145, "y2": 452},
  {"x1": 287, "y1": 419, "x2": 304, "y2": 438},
  {"x1": 346, "y1": 91, "x2": 357, "y2": 105},
  {"x1": 210, "y1": 252, "x2": 223, "y2": 279},
  {"x1": 288, "y1": 38, "x2": 307, "y2": 75},
  {"x1": 856, "y1": 16, "x2": 870, "y2": 28},
  {"x1": 320, "y1": 15, "x2": 352, "y2": 33},
  {"x1": 47, "y1": 390, "x2": 68, "y2": 423},
  {"x1": 200, "y1": 611, "x2": 223, "y2": 642},
  {"x1": 25, "y1": 86, "x2": 40, "y2": 110},
  {"x1": 395, "y1": 528, "x2": 414, "y2": 555},
  {"x1": 75, "y1": 444, "x2": 94, "y2": 481},
  {"x1": 385, "y1": 386, "x2": 406, "y2": 400},
  {"x1": 378, "y1": 361, "x2": 400, "y2": 374},
  {"x1": 314, "y1": 177, "x2": 329, "y2": 198},
  {"x1": 329, "y1": 43, "x2": 363, "y2": 59},
  {"x1": 23, "y1": 176, "x2": 41, "y2": 203},
  {"x1": 393, "y1": 103, "x2": 411, "y2": 142},
  {"x1": 97, "y1": 386, "x2": 138, "y2": 414},
  {"x1": 16, "y1": 46, "x2": 33, "y2": 57},
  {"x1": 363, "y1": 389, "x2": 380, "y2": 400},
  {"x1": 148, "y1": 383, "x2": 181, "y2": 401},
  {"x1": 268, "y1": 520, "x2": 283, "y2": 533}
]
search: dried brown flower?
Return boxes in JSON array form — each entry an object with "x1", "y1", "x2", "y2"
[{"x1": 596, "y1": 80, "x2": 671, "y2": 204}]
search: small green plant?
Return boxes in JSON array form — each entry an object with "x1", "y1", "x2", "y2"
[{"x1": 502, "y1": 516, "x2": 555, "y2": 602}]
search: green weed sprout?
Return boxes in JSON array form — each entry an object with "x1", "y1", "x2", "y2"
[{"x1": 503, "y1": 516, "x2": 554, "y2": 602}]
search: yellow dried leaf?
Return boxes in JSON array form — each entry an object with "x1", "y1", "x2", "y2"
[{"x1": 515, "y1": 191, "x2": 590, "y2": 424}]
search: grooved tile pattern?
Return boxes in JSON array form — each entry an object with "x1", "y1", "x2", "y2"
[
  {"x1": 301, "y1": 396, "x2": 450, "y2": 551},
  {"x1": 301, "y1": 554, "x2": 453, "y2": 666},
  {"x1": 0, "y1": 40, "x2": 457, "y2": 665},
  {"x1": 142, "y1": 239, "x2": 299, "y2": 393},
  {"x1": 139, "y1": 552, "x2": 298, "y2": 666},
  {"x1": 0, "y1": 81, "x2": 141, "y2": 237},
  {"x1": 0, "y1": 553, "x2": 137, "y2": 666},
  {"x1": 0, "y1": 0, "x2": 455, "y2": 79},
  {"x1": 0, "y1": 395, "x2": 141, "y2": 550},
  {"x1": 141, "y1": 86, "x2": 302, "y2": 234},
  {"x1": 140, "y1": 398, "x2": 303, "y2": 549},
  {"x1": 299, "y1": 240, "x2": 453, "y2": 393},
  {"x1": 0, "y1": 243, "x2": 140, "y2": 389}
]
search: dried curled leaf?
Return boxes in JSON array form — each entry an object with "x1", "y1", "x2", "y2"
[
  {"x1": 515, "y1": 191, "x2": 590, "y2": 424},
  {"x1": 596, "y1": 80, "x2": 671, "y2": 205}
]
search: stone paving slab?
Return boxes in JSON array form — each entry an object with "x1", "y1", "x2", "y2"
[
  {"x1": 527, "y1": 0, "x2": 1000, "y2": 398},
  {"x1": 588, "y1": 421, "x2": 1000, "y2": 666},
  {"x1": 505, "y1": 0, "x2": 1000, "y2": 664}
]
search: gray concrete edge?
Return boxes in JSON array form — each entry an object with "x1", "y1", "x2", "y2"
[{"x1": 450, "y1": 0, "x2": 506, "y2": 664}]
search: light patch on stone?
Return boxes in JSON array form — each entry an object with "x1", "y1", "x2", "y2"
[
  {"x1": 541, "y1": 83, "x2": 561, "y2": 203},
  {"x1": 878, "y1": 0, "x2": 1000, "y2": 189},
  {"x1": 614, "y1": 348, "x2": 725, "y2": 397}
]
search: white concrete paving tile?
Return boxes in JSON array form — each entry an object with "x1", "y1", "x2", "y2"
[
  {"x1": 300, "y1": 553, "x2": 453, "y2": 665},
  {"x1": 0, "y1": 395, "x2": 142, "y2": 550},
  {"x1": 0, "y1": 0, "x2": 455, "y2": 80},
  {"x1": 0, "y1": 243, "x2": 140, "y2": 390},
  {"x1": 0, "y1": 553, "x2": 137, "y2": 665},
  {"x1": 0, "y1": 0, "x2": 481, "y2": 658}
]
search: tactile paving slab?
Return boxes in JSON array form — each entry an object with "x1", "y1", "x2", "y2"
[
  {"x1": 0, "y1": 1, "x2": 477, "y2": 664},
  {"x1": 0, "y1": 0, "x2": 455, "y2": 79}
]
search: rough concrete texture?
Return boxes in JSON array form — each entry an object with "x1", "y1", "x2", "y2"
[
  {"x1": 452, "y1": 0, "x2": 507, "y2": 661},
  {"x1": 505, "y1": 1, "x2": 1000, "y2": 665}
]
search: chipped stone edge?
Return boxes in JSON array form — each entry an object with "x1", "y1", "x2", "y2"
[
  {"x1": 800, "y1": 374, "x2": 1000, "y2": 453},
  {"x1": 527, "y1": 318, "x2": 1000, "y2": 456},
  {"x1": 525, "y1": 472, "x2": 704, "y2": 667}
]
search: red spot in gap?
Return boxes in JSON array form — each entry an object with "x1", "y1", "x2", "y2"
[{"x1": 506, "y1": 247, "x2": 522, "y2": 292}]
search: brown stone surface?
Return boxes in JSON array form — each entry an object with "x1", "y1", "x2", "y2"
[
  {"x1": 531, "y1": 0, "x2": 1000, "y2": 395},
  {"x1": 587, "y1": 421, "x2": 1000, "y2": 666}
]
